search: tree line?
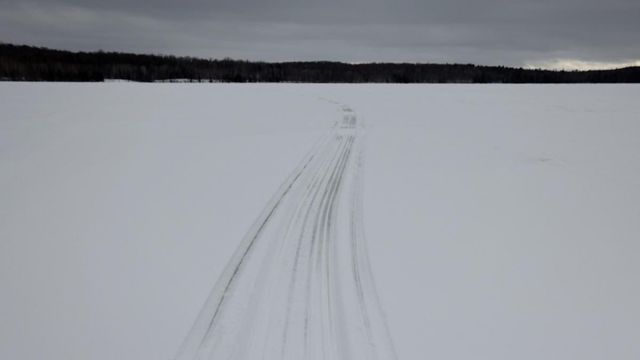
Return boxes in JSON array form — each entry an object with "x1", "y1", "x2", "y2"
[{"x1": 1, "y1": 43, "x2": 639, "y2": 83}]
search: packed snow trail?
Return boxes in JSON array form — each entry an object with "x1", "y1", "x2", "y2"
[{"x1": 176, "y1": 105, "x2": 397, "y2": 360}]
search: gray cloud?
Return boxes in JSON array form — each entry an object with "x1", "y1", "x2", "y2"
[{"x1": 1, "y1": 0, "x2": 639, "y2": 67}]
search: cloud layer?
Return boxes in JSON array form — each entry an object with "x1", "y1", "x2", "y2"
[{"x1": 1, "y1": 0, "x2": 639, "y2": 68}]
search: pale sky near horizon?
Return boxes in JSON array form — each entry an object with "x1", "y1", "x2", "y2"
[{"x1": 1, "y1": 0, "x2": 639, "y2": 69}]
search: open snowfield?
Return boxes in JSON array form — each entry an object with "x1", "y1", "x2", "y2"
[{"x1": 1, "y1": 83, "x2": 640, "y2": 360}]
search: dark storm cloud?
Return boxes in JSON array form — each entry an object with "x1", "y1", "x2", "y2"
[{"x1": 1, "y1": 0, "x2": 639, "y2": 68}]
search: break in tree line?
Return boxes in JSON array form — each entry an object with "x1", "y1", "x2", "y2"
[{"x1": 1, "y1": 43, "x2": 639, "y2": 83}]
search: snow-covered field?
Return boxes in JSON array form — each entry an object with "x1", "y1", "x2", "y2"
[{"x1": 1, "y1": 83, "x2": 639, "y2": 360}]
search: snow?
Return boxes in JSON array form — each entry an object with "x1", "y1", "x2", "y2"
[{"x1": 1, "y1": 83, "x2": 639, "y2": 360}]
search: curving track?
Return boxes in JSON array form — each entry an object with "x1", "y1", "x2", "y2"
[{"x1": 176, "y1": 105, "x2": 397, "y2": 360}]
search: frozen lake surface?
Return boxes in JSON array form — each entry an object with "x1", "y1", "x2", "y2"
[{"x1": 1, "y1": 83, "x2": 639, "y2": 359}]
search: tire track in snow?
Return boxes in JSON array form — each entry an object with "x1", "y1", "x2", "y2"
[{"x1": 176, "y1": 104, "x2": 397, "y2": 360}]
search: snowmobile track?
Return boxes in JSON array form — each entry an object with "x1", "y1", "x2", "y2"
[{"x1": 176, "y1": 104, "x2": 397, "y2": 360}]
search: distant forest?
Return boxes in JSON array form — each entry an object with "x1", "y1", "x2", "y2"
[{"x1": 2, "y1": 43, "x2": 639, "y2": 83}]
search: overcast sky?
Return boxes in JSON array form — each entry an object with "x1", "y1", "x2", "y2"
[{"x1": 1, "y1": 0, "x2": 639, "y2": 69}]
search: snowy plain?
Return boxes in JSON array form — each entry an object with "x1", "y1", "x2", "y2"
[{"x1": 1, "y1": 83, "x2": 640, "y2": 360}]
